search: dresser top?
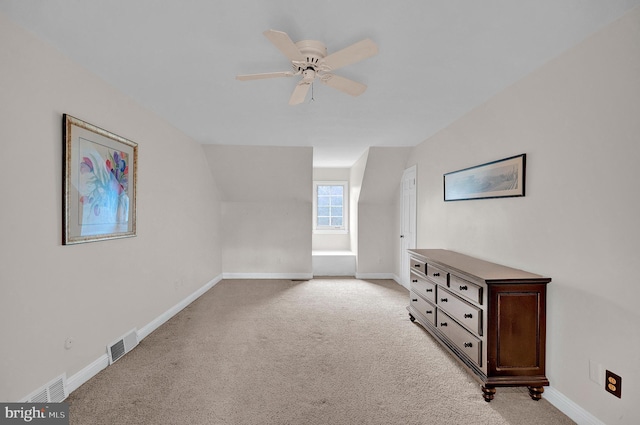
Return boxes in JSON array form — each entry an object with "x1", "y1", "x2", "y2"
[{"x1": 409, "y1": 249, "x2": 551, "y2": 284}]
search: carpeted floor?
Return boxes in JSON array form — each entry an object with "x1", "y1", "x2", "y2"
[{"x1": 67, "y1": 278, "x2": 574, "y2": 424}]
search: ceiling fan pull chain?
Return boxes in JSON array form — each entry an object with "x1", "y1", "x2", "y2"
[{"x1": 310, "y1": 83, "x2": 315, "y2": 102}]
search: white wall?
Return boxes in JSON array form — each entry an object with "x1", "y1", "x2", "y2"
[
  {"x1": 357, "y1": 147, "x2": 411, "y2": 276},
  {"x1": 406, "y1": 8, "x2": 640, "y2": 424},
  {"x1": 0, "y1": 13, "x2": 222, "y2": 401},
  {"x1": 349, "y1": 151, "x2": 368, "y2": 265},
  {"x1": 204, "y1": 145, "x2": 312, "y2": 277}
]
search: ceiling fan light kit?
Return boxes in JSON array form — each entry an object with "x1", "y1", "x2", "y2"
[{"x1": 236, "y1": 29, "x2": 378, "y2": 105}]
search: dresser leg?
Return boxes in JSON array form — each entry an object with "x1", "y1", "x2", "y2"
[
  {"x1": 409, "y1": 314, "x2": 416, "y2": 322},
  {"x1": 528, "y1": 386, "x2": 544, "y2": 401},
  {"x1": 482, "y1": 386, "x2": 496, "y2": 402}
]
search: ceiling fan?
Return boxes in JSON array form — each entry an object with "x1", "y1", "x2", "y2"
[{"x1": 236, "y1": 30, "x2": 378, "y2": 105}]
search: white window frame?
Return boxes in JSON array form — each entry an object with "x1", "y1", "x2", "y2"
[{"x1": 313, "y1": 181, "x2": 348, "y2": 234}]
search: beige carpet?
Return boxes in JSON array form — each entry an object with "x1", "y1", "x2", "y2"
[{"x1": 67, "y1": 278, "x2": 574, "y2": 424}]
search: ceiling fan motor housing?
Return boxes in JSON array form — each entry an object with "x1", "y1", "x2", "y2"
[
  {"x1": 236, "y1": 30, "x2": 377, "y2": 105},
  {"x1": 294, "y1": 40, "x2": 328, "y2": 72}
]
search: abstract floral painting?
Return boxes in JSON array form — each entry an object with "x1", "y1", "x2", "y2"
[
  {"x1": 63, "y1": 115, "x2": 137, "y2": 244},
  {"x1": 78, "y1": 142, "x2": 129, "y2": 224}
]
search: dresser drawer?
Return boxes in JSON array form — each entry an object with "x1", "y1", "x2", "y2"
[
  {"x1": 410, "y1": 272, "x2": 436, "y2": 303},
  {"x1": 410, "y1": 258, "x2": 426, "y2": 275},
  {"x1": 410, "y1": 291, "x2": 436, "y2": 326},
  {"x1": 449, "y1": 274, "x2": 483, "y2": 305},
  {"x1": 438, "y1": 311, "x2": 482, "y2": 367},
  {"x1": 437, "y1": 287, "x2": 482, "y2": 336},
  {"x1": 426, "y1": 263, "x2": 448, "y2": 286}
]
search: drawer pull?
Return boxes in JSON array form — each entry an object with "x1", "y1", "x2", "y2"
[
  {"x1": 426, "y1": 288, "x2": 433, "y2": 293},
  {"x1": 440, "y1": 322, "x2": 448, "y2": 327},
  {"x1": 412, "y1": 298, "x2": 418, "y2": 302},
  {"x1": 440, "y1": 298, "x2": 448, "y2": 303},
  {"x1": 459, "y1": 285, "x2": 468, "y2": 291},
  {"x1": 464, "y1": 313, "x2": 473, "y2": 319},
  {"x1": 412, "y1": 279, "x2": 418, "y2": 283},
  {"x1": 425, "y1": 310, "x2": 433, "y2": 314},
  {"x1": 414, "y1": 264, "x2": 421, "y2": 268},
  {"x1": 464, "y1": 342, "x2": 473, "y2": 348},
  {"x1": 433, "y1": 272, "x2": 440, "y2": 277}
]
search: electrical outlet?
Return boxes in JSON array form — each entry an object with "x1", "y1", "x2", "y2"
[{"x1": 605, "y1": 370, "x2": 622, "y2": 398}]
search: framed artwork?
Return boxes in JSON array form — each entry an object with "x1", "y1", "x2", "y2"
[
  {"x1": 444, "y1": 154, "x2": 526, "y2": 201},
  {"x1": 63, "y1": 114, "x2": 138, "y2": 244}
]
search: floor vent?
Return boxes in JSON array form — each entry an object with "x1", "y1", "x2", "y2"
[
  {"x1": 107, "y1": 329, "x2": 139, "y2": 365},
  {"x1": 25, "y1": 374, "x2": 67, "y2": 403}
]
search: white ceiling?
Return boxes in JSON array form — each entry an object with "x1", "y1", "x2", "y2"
[{"x1": 2, "y1": 0, "x2": 638, "y2": 167}]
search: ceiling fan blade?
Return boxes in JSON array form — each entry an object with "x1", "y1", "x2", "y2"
[
  {"x1": 263, "y1": 29, "x2": 305, "y2": 63},
  {"x1": 289, "y1": 82, "x2": 311, "y2": 105},
  {"x1": 320, "y1": 73, "x2": 367, "y2": 97},
  {"x1": 236, "y1": 71, "x2": 295, "y2": 81},
  {"x1": 321, "y1": 38, "x2": 378, "y2": 71}
]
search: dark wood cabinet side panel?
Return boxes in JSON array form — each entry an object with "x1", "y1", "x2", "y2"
[
  {"x1": 488, "y1": 285, "x2": 547, "y2": 377},
  {"x1": 496, "y1": 292, "x2": 539, "y2": 369}
]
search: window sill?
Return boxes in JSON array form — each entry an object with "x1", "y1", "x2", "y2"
[{"x1": 312, "y1": 250, "x2": 355, "y2": 256}]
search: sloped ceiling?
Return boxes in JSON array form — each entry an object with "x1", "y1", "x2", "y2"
[
  {"x1": 359, "y1": 147, "x2": 412, "y2": 204},
  {"x1": 1, "y1": 0, "x2": 638, "y2": 167}
]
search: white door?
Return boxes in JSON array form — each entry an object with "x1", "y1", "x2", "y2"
[{"x1": 400, "y1": 165, "x2": 417, "y2": 288}]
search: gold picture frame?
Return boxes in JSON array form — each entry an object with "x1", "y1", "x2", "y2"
[{"x1": 63, "y1": 114, "x2": 137, "y2": 244}]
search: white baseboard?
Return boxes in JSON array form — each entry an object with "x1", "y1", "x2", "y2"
[
  {"x1": 355, "y1": 273, "x2": 397, "y2": 280},
  {"x1": 222, "y1": 273, "x2": 313, "y2": 280},
  {"x1": 391, "y1": 274, "x2": 405, "y2": 287},
  {"x1": 544, "y1": 386, "x2": 604, "y2": 425},
  {"x1": 138, "y1": 274, "x2": 223, "y2": 340},
  {"x1": 66, "y1": 355, "x2": 109, "y2": 395},
  {"x1": 63, "y1": 274, "x2": 223, "y2": 398}
]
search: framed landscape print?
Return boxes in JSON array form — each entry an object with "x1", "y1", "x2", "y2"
[
  {"x1": 63, "y1": 114, "x2": 138, "y2": 244},
  {"x1": 444, "y1": 154, "x2": 526, "y2": 201}
]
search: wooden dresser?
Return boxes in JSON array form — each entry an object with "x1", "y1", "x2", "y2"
[{"x1": 407, "y1": 249, "x2": 551, "y2": 401}]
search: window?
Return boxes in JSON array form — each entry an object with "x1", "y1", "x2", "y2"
[{"x1": 313, "y1": 181, "x2": 348, "y2": 232}]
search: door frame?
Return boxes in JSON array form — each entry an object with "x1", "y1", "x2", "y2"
[{"x1": 400, "y1": 165, "x2": 417, "y2": 288}]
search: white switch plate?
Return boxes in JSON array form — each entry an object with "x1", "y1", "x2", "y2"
[
  {"x1": 589, "y1": 359, "x2": 604, "y2": 385},
  {"x1": 65, "y1": 337, "x2": 74, "y2": 350}
]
